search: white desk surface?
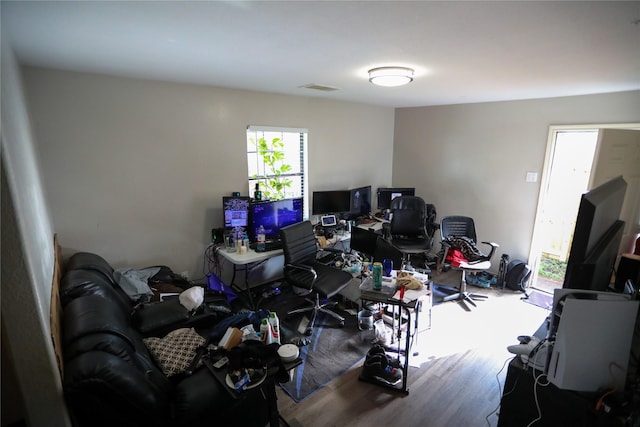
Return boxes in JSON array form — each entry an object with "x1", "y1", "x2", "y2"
[
  {"x1": 216, "y1": 247, "x2": 283, "y2": 265},
  {"x1": 217, "y1": 231, "x2": 352, "y2": 265},
  {"x1": 356, "y1": 219, "x2": 388, "y2": 232}
]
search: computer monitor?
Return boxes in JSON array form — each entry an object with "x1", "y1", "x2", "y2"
[
  {"x1": 563, "y1": 176, "x2": 627, "y2": 292},
  {"x1": 349, "y1": 185, "x2": 372, "y2": 218},
  {"x1": 249, "y1": 197, "x2": 304, "y2": 241},
  {"x1": 223, "y1": 196, "x2": 250, "y2": 229},
  {"x1": 311, "y1": 190, "x2": 351, "y2": 215},
  {"x1": 376, "y1": 187, "x2": 415, "y2": 210}
]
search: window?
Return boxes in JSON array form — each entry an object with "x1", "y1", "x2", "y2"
[{"x1": 246, "y1": 126, "x2": 308, "y2": 216}]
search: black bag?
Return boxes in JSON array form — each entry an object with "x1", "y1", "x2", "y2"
[
  {"x1": 148, "y1": 265, "x2": 192, "y2": 290},
  {"x1": 504, "y1": 259, "x2": 531, "y2": 292}
]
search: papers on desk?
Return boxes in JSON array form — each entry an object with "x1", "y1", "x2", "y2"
[
  {"x1": 360, "y1": 270, "x2": 430, "y2": 303},
  {"x1": 392, "y1": 288, "x2": 427, "y2": 304},
  {"x1": 391, "y1": 270, "x2": 430, "y2": 303},
  {"x1": 357, "y1": 221, "x2": 384, "y2": 232}
]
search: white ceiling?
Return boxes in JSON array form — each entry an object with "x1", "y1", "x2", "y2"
[{"x1": 4, "y1": 1, "x2": 640, "y2": 108}]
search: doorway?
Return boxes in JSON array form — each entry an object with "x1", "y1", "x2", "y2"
[{"x1": 529, "y1": 125, "x2": 640, "y2": 294}]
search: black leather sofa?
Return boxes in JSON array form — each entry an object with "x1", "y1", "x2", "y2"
[{"x1": 59, "y1": 252, "x2": 276, "y2": 427}]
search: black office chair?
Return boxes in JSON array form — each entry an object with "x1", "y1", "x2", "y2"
[
  {"x1": 439, "y1": 215, "x2": 498, "y2": 309},
  {"x1": 386, "y1": 196, "x2": 434, "y2": 271},
  {"x1": 280, "y1": 220, "x2": 354, "y2": 335}
]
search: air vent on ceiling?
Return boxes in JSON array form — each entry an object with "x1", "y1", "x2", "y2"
[{"x1": 300, "y1": 83, "x2": 340, "y2": 92}]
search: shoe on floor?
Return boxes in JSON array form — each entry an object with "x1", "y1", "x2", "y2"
[
  {"x1": 366, "y1": 344, "x2": 402, "y2": 369},
  {"x1": 366, "y1": 344, "x2": 386, "y2": 359},
  {"x1": 361, "y1": 354, "x2": 402, "y2": 386}
]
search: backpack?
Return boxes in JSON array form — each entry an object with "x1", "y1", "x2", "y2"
[{"x1": 504, "y1": 259, "x2": 531, "y2": 292}]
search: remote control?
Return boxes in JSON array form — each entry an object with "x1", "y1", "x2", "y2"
[{"x1": 213, "y1": 356, "x2": 229, "y2": 369}]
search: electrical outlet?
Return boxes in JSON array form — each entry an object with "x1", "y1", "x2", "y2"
[{"x1": 181, "y1": 271, "x2": 189, "y2": 280}]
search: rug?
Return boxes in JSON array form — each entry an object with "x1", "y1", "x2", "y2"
[
  {"x1": 261, "y1": 287, "x2": 372, "y2": 402},
  {"x1": 522, "y1": 289, "x2": 554, "y2": 310}
]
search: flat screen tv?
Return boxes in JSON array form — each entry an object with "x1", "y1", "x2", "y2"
[
  {"x1": 311, "y1": 190, "x2": 351, "y2": 215},
  {"x1": 376, "y1": 187, "x2": 415, "y2": 210},
  {"x1": 563, "y1": 175, "x2": 627, "y2": 292},
  {"x1": 349, "y1": 185, "x2": 372, "y2": 218},
  {"x1": 223, "y1": 196, "x2": 250, "y2": 229},
  {"x1": 249, "y1": 197, "x2": 304, "y2": 241}
]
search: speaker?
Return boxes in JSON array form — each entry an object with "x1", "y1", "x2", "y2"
[{"x1": 615, "y1": 254, "x2": 640, "y2": 292}]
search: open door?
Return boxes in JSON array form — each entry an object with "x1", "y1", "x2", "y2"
[
  {"x1": 589, "y1": 128, "x2": 640, "y2": 253},
  {"x1": 529, "y1": 126, "x2": 640, "y2": 293}
]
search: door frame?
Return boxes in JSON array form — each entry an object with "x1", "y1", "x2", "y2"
[{"x1": 528, "y1": 123, "x2": 640, "y2": 292}]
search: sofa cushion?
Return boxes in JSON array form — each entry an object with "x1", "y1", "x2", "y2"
[
  {"x1": 143, "y1": 328, "x2": 206, "y2": 377},
  {"x1": 65, "y1": 252, "x2": 116, "y2": 284},
  {"x1": 60, "y1": 269, "x2": 132, "y2": 315}
]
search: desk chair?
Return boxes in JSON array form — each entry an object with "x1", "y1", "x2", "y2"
[
  {"x1": 350, "y1": 226, "x2": 380, "y2": 261},
  {"x1": 386, "y1": 196, "x2": 434, "y2": 271},
  {"x1": 439, "y1": 215, "x2": 498, "y2": 309},
  {"x1": 280, "y1": 221, "x2": 353, "y2": 335}
]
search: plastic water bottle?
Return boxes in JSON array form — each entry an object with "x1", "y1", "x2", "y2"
[
  {"x1": 260, "y1": 318, "x2": 273, "y2": 344},
  {"x1": 269, "y1": 312, "x2": 281, "y2": 344},
  {"x1": 257, "y1": 225, "x2": 266, "y2": 252}
]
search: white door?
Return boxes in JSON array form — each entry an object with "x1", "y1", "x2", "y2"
[
  {"x1": 590, "y1": 128, "x2": 640, "y2": 252},
  {"x1": 529, "y1": 125, "x2": 640, "y2": 293}
]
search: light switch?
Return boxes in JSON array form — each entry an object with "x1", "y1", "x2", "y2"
[{"x1": 526, "y1": 172, "x2": 538, "y2": 183}]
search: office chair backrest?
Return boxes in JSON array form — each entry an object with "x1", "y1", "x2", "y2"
[
  {"x1": 373, "y1": 236, "x2": 404, "y2": 267},
  {"x1": 350, "y1": 226, "x2": 379, "y2": 259},
  {"x1": 389, "y1": 196, "x2": 427, "y2": 237},
  {"x1": 390, "y1": 210, "x2": 425, "y2": 236},
  {"x1": 280, "y1": 220, "x2": 318, "y2": 266},
  {"x1": 440, "y1": 216, "x2": 477, "y2": 243},
  {"x1": 390, "y1": 195, "x2": 426, "y2": 212}
]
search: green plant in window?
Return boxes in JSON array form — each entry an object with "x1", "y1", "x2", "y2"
[{"x1": 251, "y1": 137, "x2": 292, "y2": 200}]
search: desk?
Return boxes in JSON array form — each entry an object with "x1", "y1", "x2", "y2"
[
  {"x1": 358, "y1": 271, "x2": 431, "y2": 394},
  {"x1": 216, "y1": 247, "x2": 283, "y2": 309},
  {"x1": 204, "y1": 353, "x2": 302, "y2": 427},
  {"x1": 216, "y1": 233, "x2": 351, "y2": 309},
  {"x1": 498, "y1": 357, "x2": 606, "y2": 427}
]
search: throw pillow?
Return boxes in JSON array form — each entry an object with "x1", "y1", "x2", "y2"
[{"x1": 143, "y1": 327, "x2": 206, "y2": 377}]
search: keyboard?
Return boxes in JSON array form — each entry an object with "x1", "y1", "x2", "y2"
[{"x1": 249, "y1": 240, "x2": 283, "y2": 252}]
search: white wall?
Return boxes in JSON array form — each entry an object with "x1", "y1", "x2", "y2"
[
  {"x1": 1, "y1": 44, "x2": 71, "y2": 427},
  {"x1": 23, "y1": 67, "x2": 395, "y2": 279},
  {"x1": 394, "y1": 91, "x2": 640, "y2": 265}
]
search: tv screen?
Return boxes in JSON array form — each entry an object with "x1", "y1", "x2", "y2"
[
  {"x1": 563, "y1": 176, "x2": 627, "y2": 292},
  {"x1": 312, "y1": 190, "x2": 351, "y2": 215},
  {"x1": 250, "y1": 198, "x2": 304, "y2": 241},
  {"x1": 223, "y1": 196, "x2": 250, "y2": 229},
  {"x1": 349, "y1": 185, "x2": 372, "y2": 218},
  {"x1": 376, "y1": 187, "x2": 415, "y2": 210}
]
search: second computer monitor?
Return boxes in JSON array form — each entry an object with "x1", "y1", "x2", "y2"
[
  {"x1": 249, "y1": 197, "x2": 304, "y2": 241},
  {"x1": 223, "y1": 196, "x2": 250, "y2": 229},
  {"x1": 376, "y1": 187, "x2": 415, "y2": 210},
  {"x1": 312, "y1": 190, "x2": 351, "y2": 215},
  {"x1": 349, "y1": 185, "x2": 372, "y2": 218}
]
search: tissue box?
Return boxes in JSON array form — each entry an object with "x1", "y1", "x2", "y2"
[{"x1": 218, "y1": 327, "x2": 243, "y2": 350}]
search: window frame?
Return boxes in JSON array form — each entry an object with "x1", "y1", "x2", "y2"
[{"x1": 246, "y1": 125, "x2": 309, "y2": 219}]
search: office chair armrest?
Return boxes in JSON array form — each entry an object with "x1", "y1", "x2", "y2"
[
  {"x1": 284, "y1": 263, "x2": 318, "y2": 290},
  {"x1": 480, "y1": 241, "x2": 499, "y2": 261}
]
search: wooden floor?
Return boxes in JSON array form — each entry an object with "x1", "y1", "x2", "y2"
[{"x1": 276, "y1": 269, "x2": 550, "y2": 427}]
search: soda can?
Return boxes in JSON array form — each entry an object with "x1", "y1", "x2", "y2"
[{"x1": 372, "y1": 262, "x2": 383, "y2": 290}]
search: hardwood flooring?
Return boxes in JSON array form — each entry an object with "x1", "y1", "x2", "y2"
[{"x1": 276, "y1": 269, "x2": 550, "y2": 427}]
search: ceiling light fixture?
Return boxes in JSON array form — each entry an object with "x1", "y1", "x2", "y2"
[{"x1": 368, "y1": 66, "x2": 414, "y2": 87}]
